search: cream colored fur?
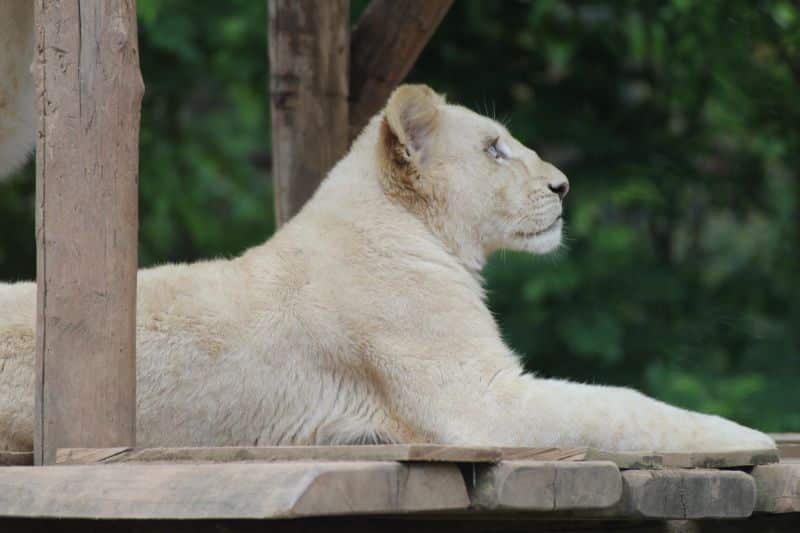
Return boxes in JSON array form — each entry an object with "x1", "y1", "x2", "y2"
[
  {"x1": 0, "y1": 0, "x2": 35, "y2": 180},
  {"x1": 0, "y1": 81, "x2": 775, "y2": 453}
]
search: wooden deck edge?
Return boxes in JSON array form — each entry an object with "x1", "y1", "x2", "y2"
[
  {"x1": 0, "y1": 461, "x2": 468, "y2": 519},
  {"x1": 0, "y1": 451, "x2": 33, "y2": 467},
  {"x1": 752, "y1": 461, "x2": 800, "y2": 513},
  {"x1": 52, "y1": 444, "x2": 780, "y2": 469},
  {"x1": 3, "y1": 459, "x2": 797, "y2": 519}
]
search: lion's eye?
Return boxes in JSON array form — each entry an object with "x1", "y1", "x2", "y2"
[{"x1": 487, "y1": 137, "x2": 508, "y2": 160}]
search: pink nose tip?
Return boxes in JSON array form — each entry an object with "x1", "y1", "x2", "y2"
[{"x1": 548, "y1": 181, "x2": 570, "y2": 201}]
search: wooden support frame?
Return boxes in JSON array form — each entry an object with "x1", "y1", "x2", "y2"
[
  {"x1": 349, "y1": 0, "x2": 454, "y2": 140},
  {"x1": 268, "y1": 0, "x2": 453, "y2": 226},
  {"x1": 268, "y1": 0, "x2": 350, "y2": 227},
  {"x1": 34, "y1": 0, "x2": 143, "y2": 465}
]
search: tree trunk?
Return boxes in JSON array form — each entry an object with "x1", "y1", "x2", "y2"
[{"x1": 268, "y1": 0, "x2": 349, "y2": 227}]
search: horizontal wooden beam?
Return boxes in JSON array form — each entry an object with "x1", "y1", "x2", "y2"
[
  {"x1": 53, "y1": 444, "x2": 779, "y2": 469},
  {"x1": 349, "y1": 0, "x2": 454, "y2": 140},
  {"x1": 0, "y1": 462, "x2": 467, "y2": 519},
  {"x1": 607, "y1": 469, "x2": 757, "y2": 519},
  {"x1": 469, "y1": 461, "x2": 621, "y2": 511},
  {"x1": 752, "y1": 460, "x2": 800, "y2": 513},
  {"x1": 3, "y1": 460, "x2": 799, "y2": 520},
  {"x1": 56, "y1": 444, "x2": 500, "y2": 464},
  {"x1": 0, "y1": 451, "x2": 32, "y2": 466}
]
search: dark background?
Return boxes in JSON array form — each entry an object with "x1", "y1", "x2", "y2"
[{"x1": 1, "y1": 0, "x2": 797, "y2": 431}]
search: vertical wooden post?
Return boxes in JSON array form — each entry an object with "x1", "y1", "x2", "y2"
[
  {"x1": 268, "y1": 0, "x2": 349, "y2": 227},
  {"x1": 34, "y1": 0, "x2": 143, "y2": 465}
]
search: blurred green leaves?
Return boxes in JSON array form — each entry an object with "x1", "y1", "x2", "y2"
[{"x1": 0, "y1": 0, "x2": 797, "y2": 430}]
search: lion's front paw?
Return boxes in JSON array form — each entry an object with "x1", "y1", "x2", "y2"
[{"x1": 682, "y1": 413, "x2": 775, "y2": 452}]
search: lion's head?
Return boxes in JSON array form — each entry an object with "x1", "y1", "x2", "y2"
[{"x1": 378, "y1": 84, "x2": 569, "y2": 269}]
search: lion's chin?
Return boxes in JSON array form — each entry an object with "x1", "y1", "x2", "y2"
[{"x1": 516, "y1": 218, "x2": 563, "y2": 254}]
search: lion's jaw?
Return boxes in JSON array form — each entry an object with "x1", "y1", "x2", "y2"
[{"x1": 375, "y1": 85, "x2": 569, "y2": 271}]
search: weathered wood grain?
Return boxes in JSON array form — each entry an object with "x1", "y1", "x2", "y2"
[
  {"x1": 498, "y1": 447, "x2": 664, "y2": 469},
  {"x1": 268, "y1": 0, "x2": 349, "y2": 226},
  {"x1": 34, "y1": 0, "x2": 142, "y2": 465},
  {"x1": 0, "y1": 462, "x2": 468, "y2": 519},
  {"x1": 772, "y1": 433, "x2": 800, "y2": 460},
  {"x1": 605, "y1": 469, "x2": 757, "y2": 519},
  {"x1": 496, "y1": 446, "x2": 777, "y2": 469},
  {"x1": 56, "y1": 445, "x2": 501, "y2": 464},
  {"x1": 349, "y1": 0, "x2": 454, "y2": 140},
  {"x1": 55, "y1": 447, "x2": 130, "y2": 465},
  {"x1": 0, "y1": 451, "x2": 33, "y2": 466},
  {"x1": 660, "y1": 449, "x2": 780, "y2": 469},
  {"x1": 468, "y1": 460, "x2": 621, "y2": 511},
  {"x1": 55, "y1": 445, "x2": 780, "y2": 470},
  {"x1": 751, "y1": 461, "x2": 800, "y2": 513},
  {"x1": 771, "y1": 433, "x2": 800, "y2": 443}
]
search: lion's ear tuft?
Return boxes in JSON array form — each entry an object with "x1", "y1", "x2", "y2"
[{"x1": 384, "y1": 84, "x2": 443, "y2": 158}]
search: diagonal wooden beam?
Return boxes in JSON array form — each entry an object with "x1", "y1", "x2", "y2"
[{"x1": 349, "y1": 0, "x2": 454, "y2": 140}]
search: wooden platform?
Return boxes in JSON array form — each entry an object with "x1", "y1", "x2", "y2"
[
  {"x1": 0, "y1": 446, "x2": 797, "y2": 527},
  {"x1": 52, "y1": 443, "x2": 780, "y2": 469}
]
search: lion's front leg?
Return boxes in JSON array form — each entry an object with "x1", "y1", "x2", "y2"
[
  {"x1": 507, "y1": 375, "x2": 775, "y2": 452},
  {"x1": 381, "y1": 350, "x2": 775, "y2": 453}
]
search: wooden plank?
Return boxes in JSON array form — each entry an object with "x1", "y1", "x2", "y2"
[
  {"x1": 778, "y1": 444, "x2": 800, "y2": 459},
  {"x1": 496, "y1": 447, "x2": 778, "y2": 469},
  {"x1": 468, "y1": 460, "x2": 621, "y2": 511},
  {"x1": 604, "y1": 469, "x2": 757, "y2": 519},
  {"x1": 55, "y1": 447, "x2": 130, "y2": 465},
  {"x1": 0, "y1": 451, "x2": 32, "y2": 466},
  {"x1": 268, "y1": 0, "x2": 349, "y2": 226},
  {"x1": 0, "y1": 462, "x2": 468, "y2": 519},
  {"x1": 56, "y1": 445, "x2": 501, "y2": 464},
  {"x1": 498, "y1": 447, "x2": 664, "y2": 469},
  {"x1": 660, "y1": 449, "x2": 780, "y2": 469},
  {"x1": 34, "y1": 0, "x2": 142, "y2": 465},
  {"x1": 771, "y1": 433, "x2": 800, "y2": 443},
  {"x1": 349, "y1": 0, "x2": 454, "y2": 140},
  {"x1": 751, "y1": 461, "x2": 800, "y2": 513},
  {"x1": 55, "y1": 445, "x2": 780, "y2": 469},
  {"x1": 772, "y1": 433, "x2": 800, "y2": 460}
]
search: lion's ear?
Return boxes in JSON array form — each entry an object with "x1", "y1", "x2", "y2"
[{"x1": 384, "y1": 84, "x2": 443, "y2": 162}]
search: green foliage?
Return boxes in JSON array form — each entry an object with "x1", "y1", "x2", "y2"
[{"x1": 0, "y1": 0, "x2": 797, "y2": 430}]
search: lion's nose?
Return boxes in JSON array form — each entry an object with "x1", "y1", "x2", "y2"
[{"x1": 548, "y1": 179, "x2": 570, "y2": 201}]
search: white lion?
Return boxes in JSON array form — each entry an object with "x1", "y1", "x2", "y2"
[{"x1": 0, "y1": 2, "x2": 774, "y2": 453}]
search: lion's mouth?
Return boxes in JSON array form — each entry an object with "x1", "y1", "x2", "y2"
[{"x1": 514, "y1": 216, "x2": 562, "y2": 239}]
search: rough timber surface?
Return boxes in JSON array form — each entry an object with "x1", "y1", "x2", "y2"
[
  {"x1": 603, "y1": 469, "x2": 757, "y2": 520},
  {"x1": 772, "y1": 433, "x2": 800, "y2": 460},
  {"x1": 34, "y1": 0, "x2": 142, "y2": 466},
  {"x1": 751, "y1": 460, "x2": 800, "y2": 513},
  {"x1": 468, "y1": 460, "x2": 622, "y2": 511},
  {"x1": 0, "y1": 451, "x2": 32, "y2": 466},
  {"x1": 54, "y1": 445, "x2": 779, "y2": 469},
  {"x1": 56, "y1": 445, "x2": 501, "y2": 464},
  {"x1": 0, "y1": 462, "x2": 468, "y2": 519}
]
